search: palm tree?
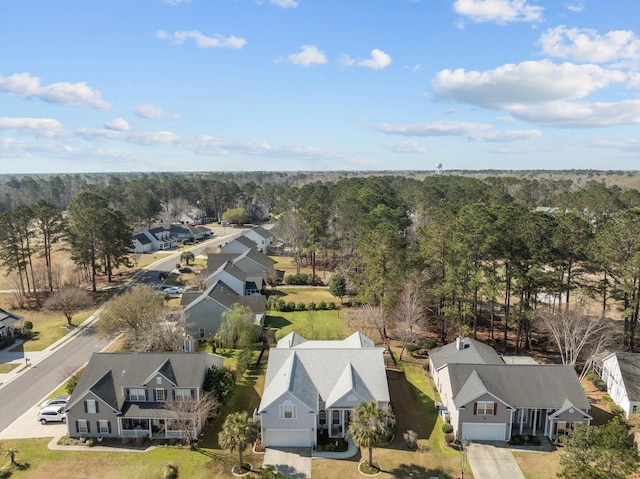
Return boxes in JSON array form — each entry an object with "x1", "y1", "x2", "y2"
[
  {"x1": 180, "y1": 250, "x2": 195, "y2": 265},
  {"x1": 218, "y1": 412, "x2": 259, "y2": 471},
  {"x1": 348, "y1": 401, "x2": 393, "y2": 468}
]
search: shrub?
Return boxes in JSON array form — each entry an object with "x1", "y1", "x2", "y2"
[
  {"x1": 308, "y1": 302, "x2": 316, "y2": 311},
  {"x1": 318, "y1": 301, "x2": 327, "y2": 310},
  {"x1": 0, "y1": 467, "x2": 11, "y2": 479},
  {"x1": 442, "y1": 423, "x2": 454, "y2": 434},
  {"x1": 327, "y1": 302, "x2": 336, "y2": 310},
  {"x1": 422, "y1": 339, "x2": 437, "y2": 350},
  {"x1": 66, "y1": 370, "x2": 83, "y2": 395},
  {"x1": 285, "y1": 273, "x2": 309, "y2": 285},
  {"x1": 275, "y1": 299, "x2": 287, "y2": 312},
  {"x1": 296, "y1": 302, "x2": 306, "y2": 311},
  {"x1": 593, "y1": 379, "x2": 607, "y2": 392},
  {"x1": 610, "y1": 404, "x2": 625, "y2": 416},
  {"x1": 163, "y1": 462, "x2": 178, "y2": 479},
  {"x1": 406, "y1": 344, "x2": 421, "y2": 353},
  {"x1": 85, "y1": 439, "x2": 95, "y2": 447},
  {"x1": 557, "y1": 434, "x2": 569, "y2": 445},
  {"x1": 444, "y1": 433, "x2": 455, "y2": 444}
]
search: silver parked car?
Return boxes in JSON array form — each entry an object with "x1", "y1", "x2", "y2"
[
  {"x1": 38, "y1": 406, "x2": 67, "y2": 424},
  {"x1": 41, "y1": 395, "x2": 70, "y2": 408}
]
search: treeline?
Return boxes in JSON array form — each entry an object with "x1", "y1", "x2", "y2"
[{"x1": 3, "y1": 171, "x2": 640, "y2": 352}]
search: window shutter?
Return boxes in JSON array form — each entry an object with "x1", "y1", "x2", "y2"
[
  {"x1": 96, "y1": 401, "x2": 99, "y2": 414},
  {"x1": 493, "y1": 403, "x2": 497, "y2": 415},
  {"x1": 473, "y1": 402, "x2": 477, "y2": 415},
  {"x1": 87, "y1": 422, "x2": 91, "y2": 433},
  {"x1": 84, "y1": 401, "x2": 88, "y2": 413},
  {"x1": 75, "y1": 420, "x2": 79, "y2": 433}
]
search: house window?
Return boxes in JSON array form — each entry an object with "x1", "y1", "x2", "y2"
[
  {"x1": 77, "y1": 419, "x2": 89, "y2": 434},
  {"x1": 85, "y1": 399, "x2": 98, "y2": 414},
  {"x1": 156, "y1": 377, "x2": 162, "y2": 385},
  {"x1": 174, "y1": 389, "x2": 193, "y2": 401},
  {"x1": 280, "y1": 404, "x2": 297, "y2": 419},
  {"x1": 98, "y1": 420, "x2": 110, "y2": 434},
  {"x1": 129, "y1": 388, "x2": 146, "y2": 401},
  {"x1": 332, "y1": 410, "x2": 340, "y2": 425},
  {"x1": 476, "y1": 401, "x2": 495, "y2": 416},
  {"x1": 319, "y1": 411, "x2": 326, "y2": 426},
  {"x1": 199, "y1": 328, "x2": 205, "y2": 339},
  {"x1": 557, "y1": 421, "x2": 568, "y2": 435},
  {"x1": 156, "y1": 389, "x2": 166, "y2": 401}
]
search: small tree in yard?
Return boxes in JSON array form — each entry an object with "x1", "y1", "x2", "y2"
[
  {"x1": 218, "y1": 412, "x2": 259, "y2": 472},
  {"x1": 162, "y1": 391, "x2": 220, "y2": 446},
  {"x1": 44, "y1": 286, "x2": 94, "y2": 327},
  {"x1": 349, "y1": 401, "x2": 394, "y2": 469},
  {"x1": 180, "y1": 250, "x2": 195, "y2": 265},
  {"x1": 217, "y1": 304, "x2": 257, "y2": 349},
  {"x1": 329, "y1": 273, "x2": 347, "y2": 304},
  {"x1": 204, "y1": 366, "x2": 235, "y2": 406}
]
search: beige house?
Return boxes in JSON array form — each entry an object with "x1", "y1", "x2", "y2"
[{"x1": 430, "y1": 337, "x2": 591, "y2": 442}]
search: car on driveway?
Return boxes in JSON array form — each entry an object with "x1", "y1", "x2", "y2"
[
  {"x1": 38, "y1": 406, "x2": 67, "y2": 424},
  {"x1": 163, "y1": 287, "x2": 183, "y2": 296},
  {"x1": 41, "y1": 395, "x2": 70, "y2": 408}
]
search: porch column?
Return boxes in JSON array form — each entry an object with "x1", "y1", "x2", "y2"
[
  {"x1": 519, "y1": 409, "x2": 524, "y2": 435},
  {"x1": 543, "y1": 410, "x2": 549, "y2": 437},
  {"x1": 532, "y1": 409, "x2": 538, "y2": 435},
  {"x1": 508, "y1": 408, "x2": 514, "y2": 442}
]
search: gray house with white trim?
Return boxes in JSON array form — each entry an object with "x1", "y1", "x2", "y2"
[
  {"x1": 430, "y1": 337, "x2": 591, "y2": 442},
  {"x1": 601, "y1": 352, "x2": 640, "y2": 418},
  {"x1": 65, "y1": 352, "x2": 223, "y2": 440},
  {"x1": 256, "y1": 332, "x2": 390, "y2": 448}
]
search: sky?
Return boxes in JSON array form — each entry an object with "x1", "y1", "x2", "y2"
[{"x1": 2, "y1": 0, "x2": 640, "y2": 174}]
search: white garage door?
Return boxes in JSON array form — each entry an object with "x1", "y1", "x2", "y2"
[
  {"x1": 266, "y1": 429, "x2": 312, "y2": 447},
  {"x1": 462, "y1": 423, "x2": 506, "y2": 441}
]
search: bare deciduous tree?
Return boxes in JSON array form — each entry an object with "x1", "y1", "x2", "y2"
[
  {"x1": 537, "y1": 305, "x2": 610, "y2": 368},
  {"x1": 162, "y1": 391, "x2": 220, "y2": 445},
  {"x1": 394, "y1": 282, "x2": 426, "y2": 360},
  {"x1": 44, "y1": 286, "x2": 94, "y2": 327}
]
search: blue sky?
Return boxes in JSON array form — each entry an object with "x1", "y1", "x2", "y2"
[{"x1": 2, "y1": 0, "x2": 640, "y2": 174}]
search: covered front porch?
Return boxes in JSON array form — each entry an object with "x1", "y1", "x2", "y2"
[
  {"x1": 119, "y1": 417, "x2": 190, "y2": 439},
  {"x1": 510, "y1": 407, "x2": 589, "y2": 440},
  {"x1": 317, "y1": 408, "x2": 352, "y2": 441}
]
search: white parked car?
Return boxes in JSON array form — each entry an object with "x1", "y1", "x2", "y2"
[
  {"x1": 41, "y1": 395, "x2": 70, "y2": 408},
  {"x1": 163, "y1": 287, "x2": 183, "y2": 296},
  {"x1": 38, "y1": 406, "x2": 67, "y2": 424}
]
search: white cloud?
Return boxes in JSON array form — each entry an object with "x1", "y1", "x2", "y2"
[
  {"x1": 270, "y1": 0, "x2": 298, "y2": 8},
  {"x1": 0, "y1": 117, "x2": 65, "y2": 138},
  {"x1": 358, "y1": 49, "x2": 392, "y2": 70},
  {"x1": 565, "y1": 1, "x2": 584, "y2": 13},
  {"x1": 375, "y1": 120, "x2": 541, "y2": 142},
  {"x1": 134, "y1": 103, "x2": 179, "y2": 119},
  {"x1": 155, "y1": 30, "x2": 246, "y2": 49},
  {"x1": 105, "y1": 118, "x2": 130, "y2": 132},
  {"x1": 286, "y1": 45, "x2": 327, "y2": 66},
  {"x1": 431, "y1": 60, "x2": 626, "y2": 109},
  {"x1": 381, "y1": 140, "x2": 428, "y2": 153},
  {"x1": 0, "y1": 72, "x2": 111, "y2": 110},
  {"x1": 453, "y1": 0, "x2": 543, "y2": 24},
  {"x1": 510, "y1": 100, "x2": 640, "y2": 127},
  {"x1": 76, "y1": 127, "x2": 181, "y2": 145},
  {"x1": 539, "y1": 26, "x2": 640, "y2": 65}
]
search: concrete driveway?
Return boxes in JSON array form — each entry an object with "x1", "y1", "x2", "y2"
[
  {"x1": 467, "y1": 443, "x2": 525, "y2": 479},
  {"x1": 263, "y1": 447, "x2": 312, "y2": 479},
  {"x1": 0, "y1": 405, "x2": 67, "y2": 440}
]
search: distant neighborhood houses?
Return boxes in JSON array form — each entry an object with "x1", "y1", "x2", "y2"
[{"x1": 131, "y1": 224, "x2": 213, "y2": 254}]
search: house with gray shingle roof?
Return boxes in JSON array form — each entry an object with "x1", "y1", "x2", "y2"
[
  {"x1": 65, "y1": 352, "x2": 223, "y2": 440},
  {"x1": 256, "y1": 331, "x2": 390, "y2": 448},
  {"x1": 242, "y1": 226, "x2": 274, "y2": 253},
  {"x1": 0, "y1": 308, "x2": 23, "y2": 340},
  {"x1": 219, "y1": 235, "x2": 259, "y2": 255},
  {"x1": 430, "y1": 337, "x2": 591, "y2": 442},
  {"x1": 131, "y1": 226, "x2": 176, "y2": 253},
  {"x1": 601, "y1": 352, "x2": 640, "y2": 419}
]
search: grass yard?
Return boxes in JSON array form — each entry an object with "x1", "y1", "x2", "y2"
[
  {"x1": 268, "y1": 286, "x2": 337, "y2": 305},
  {"x1": 266, "y1": 309, "x2": 346, "y2": 341},
  {"x1": 8, "y1": 308, "x2": 96, "y2": 353},
  {"x1": 0, "y1": 363, "x2": 19, "y2": 374},
  {"x1": 514, "y1": 450, "x2": 563, "y2": 479}
]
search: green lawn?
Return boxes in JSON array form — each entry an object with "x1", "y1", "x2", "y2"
[
  {"x1": 268, "y1": 286, "x2": 338, "y2": 305},
  {"x1": 0, "y1": 363, "x2": 19, "y2": 374},
  {"x1": 266, "y1": 309, "x2": 346, "y2": 341},
  {"x1": 10, "y1": 308, "x2": 96, "y2": 353}
]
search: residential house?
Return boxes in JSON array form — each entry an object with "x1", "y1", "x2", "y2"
[
  {"x1": 131, "y1": 227, "x2": 175, "y2": 254},
  {"x1": 204, "y1": 249, "x2": 275, "y2": 292},
  {"x1": 177, "y1": 207, "x2": 209, "y2": 225},
  {"x1": 219, "y1": 235, "x2": 259, "y2": 255},
  {"x1": 256, "y1": 332, "x2": 390, "y2": 448},
  {"x1": 169, "y1": 224, "x2": 212, "y2": 242},
  {"x1": 0, "y1": 308, "x2": 23, "y2": 339},
  {"x1": 65, "y1": 352, "x2": 224, "y2": 440},
  {"x1": 430, "y1": 337, "x2": 591, "y2": 442},
  {"x1": 601, "y1": 352, "x2": 640, "y2": 418},
  {"x1": 181, "y1": 280, "x2": 266, "y2": 340},
  {"x1": 242, "y1": 226, "x2": 274, "y2": 253}
]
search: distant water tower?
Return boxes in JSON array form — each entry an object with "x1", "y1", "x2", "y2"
[{"x1": 436, "y1": 163, "x2": 443, "y2": 175}]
